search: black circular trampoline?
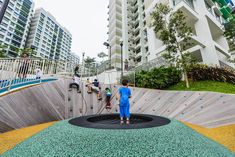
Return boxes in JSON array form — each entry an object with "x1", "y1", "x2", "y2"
[{"x1": 68, "y1": 114, "x2": 171, "y2": 129}]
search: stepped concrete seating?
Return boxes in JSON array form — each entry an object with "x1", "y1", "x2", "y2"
[{"x1": 0, "y1": 78, "x2": 235, "y2": 133}]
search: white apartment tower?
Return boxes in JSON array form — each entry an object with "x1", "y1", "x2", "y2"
[
  {"x1": 0, "y1": 0, "x2": 34, "y2": 57},
  {"x1": 26, "y1": 8, "x2": 72, "y2": 61},
  {"x1": 109, "y1": 0, "x2": 234, "y2": 69},
  {"x1": 68, "y1": 52, "x2": 80, "y2": 67},
  {"x1": 108, "y1": 0, "x2": 122, "y2": 69},
  {"x1": 145, "y1": 0, "x2": 233, "y2": 68},
  {"x1": 122, "y1": 0, "x2": 149, "y2": 67}
]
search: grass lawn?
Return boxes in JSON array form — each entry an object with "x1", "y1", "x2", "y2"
[{"x1": 168, "y1": 81, "x2": 235, "y2": 94}]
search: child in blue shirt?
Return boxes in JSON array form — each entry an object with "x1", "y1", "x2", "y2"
[{"x1": 117, "y1": 79, "x2": 131, "y2": 124}]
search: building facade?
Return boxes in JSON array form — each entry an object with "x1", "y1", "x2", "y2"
[
  {"x1": 122, "y1": 0, "x2": 148, "y2": 68},
  {"x1": 68, "y1": 52, "x2": 80, "y2": 67},
  {"x1": 108, "y1": 0, "x2": 235, "y2": 69},
  {"x1": 26, "y1": 8, "x2": 72, "y2": 61},
  {"x1": 0, "y1": 0, "x2": 34, "y2": 57},
  {"x1": 108, "y1": 0, "x2": 123, "y2": 69}
]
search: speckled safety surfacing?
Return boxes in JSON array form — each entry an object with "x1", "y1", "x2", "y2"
[
  {"x1": 2, "y1": 120, "x2": 234, "y2": 157},
  {"x1": 0, "y1": 122, "x2": 56, "y2": 154}
]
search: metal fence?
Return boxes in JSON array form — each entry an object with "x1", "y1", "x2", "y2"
[{"x1": 0, "y1": 58, "x2": 73, "y2": 92}]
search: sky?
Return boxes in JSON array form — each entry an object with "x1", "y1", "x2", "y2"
[{"x1": 34, "y1": 0, "x2": 109, "y2": 60}]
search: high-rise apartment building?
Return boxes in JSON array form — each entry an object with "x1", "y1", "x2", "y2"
[
  {"x1": 26, "y1": 8, "x2": 72, "y2": 61},
  {"x1": 68, "y1": 52, "x2": 80, "y2": 66},
  {"x1": 108, "y1": 0, "x2": 235, "y2": 69},
  {"x1": 122, "y1": 0, "x2": 148, "y2": 67},
  {"x1": 0, "y1": 0, "x2": 34, "y2": 57},
  {"x1": 108, "y1": 0, "x2": 122, "y2": 69}
]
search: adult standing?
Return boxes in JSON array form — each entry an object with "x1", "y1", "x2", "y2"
[{"x1": 18, "y1": 53, "x2": 30, "y2": 78}]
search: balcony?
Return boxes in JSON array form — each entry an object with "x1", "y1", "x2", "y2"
[
  {"x1": 173, "y1": 0, "x2": 199, "y2": 21},
  {"x1": 173, "y1": 0, "x2": 194, "y2": 9}
]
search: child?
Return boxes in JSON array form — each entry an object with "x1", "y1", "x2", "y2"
[
  {"x1": 105, "y1": 87, "x2": 112, "y2": 109},
  {"x1": 35, "y1": 68, "x2": 43, "y2": 79},
  {"x1": 87, "y1": 79, "x2": 102, "y2": 100},
  {"x1": 69, "y1": 74, "x2": 80, "y2": 93},
  {"x1": 117, "y1": 79, "x2": 131, "y2": 124}
]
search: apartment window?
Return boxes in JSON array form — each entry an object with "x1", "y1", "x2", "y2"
[
  {"x1": 137, "y1": 57, "x2": 142, "y2": 62},
  {"x1": 9, "y1": 27, "x2": 14, "y2": 31},
  {"x1": 215, "y1": 12, "x2": 221, "y2": 23},
  {"x1": 0, "y1": 28, "x2": 6, "y2": 33},
  {"x1": 5, "y1": 12, "x2": 11, "y2": 17},
  {"x1": 136, "y1": 48, "x2": 141, "y2": 54},
  {"x1": 6, "y1": 38, "x2": 10, "y2": 42},
  {"x1": 36, "y1": 33, "x2": 40, "y2": 38},
  {"x1": 41, "y1": 13, "x2": 45, "y2": 18},
  {"x1": 37, "y1": 29, "x2": 42, "y2": 34},
  {"x1": 12, "y1": 17, "x2": 17, "y2": 22},
  {"x1": 34, "y1": 42, "x2": 39, "y2": 46},
  {"x1": 9, "y1": 2, "x2": 14, "y2": 7},
  {"x1": 205, "y1": 0, "x2": 213, "y2": 14},
  {"x1": 2, "y1": 22, "x2": 8, "y2": 27},
  {"x1": 35, "y1": 37, "x2": 40, "y2": 42}
]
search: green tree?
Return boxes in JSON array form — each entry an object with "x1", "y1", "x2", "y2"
[
  {"x1": 224, "y1": 19, "x2": 235, "y2": 51},
  {"x1": 0, "y1": 44, "x2": 7, "y2": 58},
  {"x1": 151, "y1": 3, "x2": 196, "y2": 88},
  {"x1": 17, "y1": 48, "x2": 37, "y2": 57},
  {"x1": 84, "y1": 57, "x2": 96, "y2": 76},
  {"x1": 84, "y1": 57, "x2": 96, "y2": 68},
  {"x1": 97, "y1": 52, "x2": 108, "y2": 60}
]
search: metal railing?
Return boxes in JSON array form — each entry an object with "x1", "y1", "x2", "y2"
[
  {"x1": 0, "y1": 58, "x2": 74, "y2": 93},
  {"x1": 128, "y1": 56, "x2": 167, "y2": 72}
]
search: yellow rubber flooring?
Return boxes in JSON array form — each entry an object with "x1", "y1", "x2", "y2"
[
  {"x1": 0, "y1": 122, "x2": 56, "y2": 154},
  {"x1": 184, "y1": 122, "x2": 235, "y2": 153}
]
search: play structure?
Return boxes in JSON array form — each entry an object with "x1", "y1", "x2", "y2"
[
  {"x1": 0, "y1": 78, "x2": 234, "y2": 156},
  {"x1": 0, "y1": 78, "x2": 235, "y2": 133},
  {"x1": 0, "y1": 58, "x2": 234, "y2": 156}
]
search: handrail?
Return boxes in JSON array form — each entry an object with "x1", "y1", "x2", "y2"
[{"x1": 0, "y1": 58, "x2": 73, "y2": 93}]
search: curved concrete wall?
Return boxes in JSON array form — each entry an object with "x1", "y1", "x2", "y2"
[{"x1": 0, "y1": 78, "x2": 235, "y2": 133}]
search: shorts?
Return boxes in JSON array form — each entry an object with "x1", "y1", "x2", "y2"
[
  {"x1": 120, "y1": 105, "x2": 130, "y2": 118},
  {"x1": 92, "y1": 86, "x2": 100, "y2": 93}
]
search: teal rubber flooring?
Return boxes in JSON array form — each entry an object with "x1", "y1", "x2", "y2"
[{"x1": 3, "y1": 120, "x2": 234, "y2": 157}]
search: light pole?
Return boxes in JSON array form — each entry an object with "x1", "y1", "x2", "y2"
[
  {"x1": 120, "y1": 39, "x2": 123, "y2": 80},
  {"x1": 80, "y1": 52, "x2": 85, "y2": 80},
  {"x1": 103, "y1": 42, "x2": 111, "y2": 69}
]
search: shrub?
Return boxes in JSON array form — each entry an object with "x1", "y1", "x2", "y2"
[
  {"x1": 188, "y1": 64, "x2": 235, "y2": 84},
  {"x1": 121, "y1": 73, "x2": 135, "y2": 85},
  {"x1": 135, "y1": 66, "x2": 181, "y2": 89}
]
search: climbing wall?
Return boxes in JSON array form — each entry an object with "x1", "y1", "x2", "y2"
[
  {"x1": 0, "y1": 78, "x2": 235, "y2": 133},
  {"x1": 102, "y1": 87, "x2": 235, "y2": 128}
]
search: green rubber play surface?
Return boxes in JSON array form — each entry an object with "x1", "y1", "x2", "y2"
[{"x1": 2, "y1": 120, "x2": 234, "y2": 157}]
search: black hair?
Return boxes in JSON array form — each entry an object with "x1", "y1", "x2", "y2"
[
  {"x1": 75, "y1": 74, "x2": 80, "y2": 78},
  {"x1": 94, "y1": 79, "x2": 98, "y2": 82},
  {"x1": 22, "y1": 53, "x2": 29, "y2": 57},
  {"x1": 105, "y1": 87, "x2": 110, "y2": 91},
  {"x1": 122, "y1": 79, "x2": 128, "y2": 86}
]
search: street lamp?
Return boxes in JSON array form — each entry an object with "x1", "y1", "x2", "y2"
[
  {"x1": 120, "y1": 39, "x2": 123, "y2": 79},
  {"x1": 103, "y1": 42, "x2": 111, "y2": 69},
  {"x1": 80, "y1": 52, "x2": 85, "y2": 80}
]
